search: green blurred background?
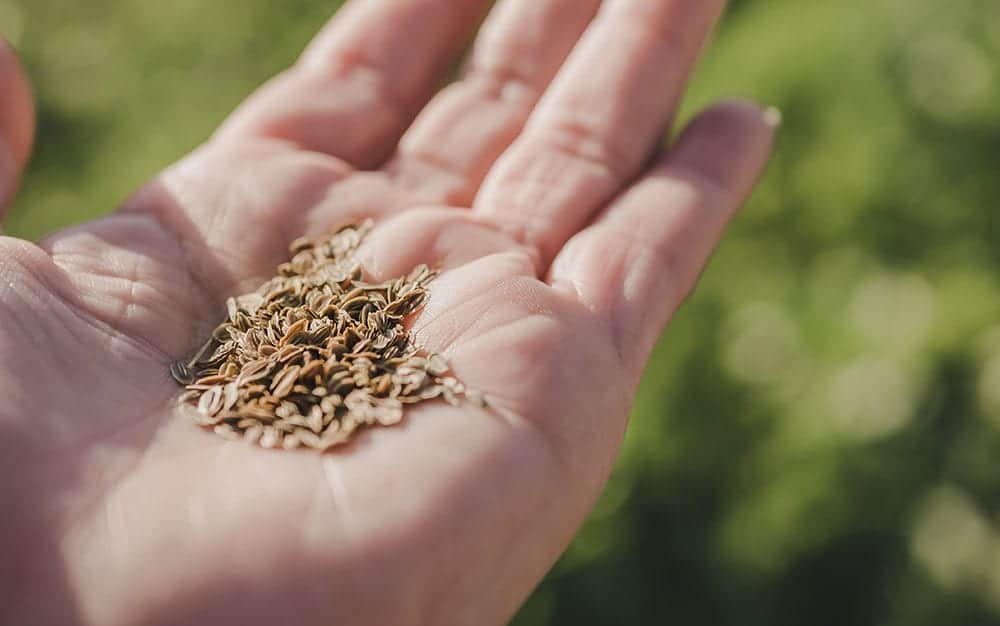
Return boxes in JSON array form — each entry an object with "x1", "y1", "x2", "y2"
[{"x1": 5, "y1": 0, "x2": 1000, "y2": 624}]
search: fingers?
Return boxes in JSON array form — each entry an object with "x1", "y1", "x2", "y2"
[
  {"x1": 386, "y1": 0, "x2": 601, "y2": 205},
  {"x1": 217, "y1": 0, "x2": 493, "y2": 169},
  {"x1": 0, "y1": 40, "x2": 34, "y2": 221},
  {"x1": 353, "y1": 209, "x2": 524, "y2": 282},
  {"x1": 475, "y1": 0, "x2": 726, "y2": 267},
  {"x1": 548, "y1": 100, "x2": 778, "y2": 379}
]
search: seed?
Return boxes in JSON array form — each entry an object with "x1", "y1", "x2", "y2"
[
  {"x1": 426, "y1": 354, "x2": 449, "y2": 377},
  {"x1": 270, "y1": 365, "x2": 300, "y2": 399},
  {"x1": 195, "y1": 374, "x2": 229, "y2": 386},
  {"x1": 198, "y1": 385, "x2": 224, "y2": 416},
  {"x1": 259, "y1": 427, "x2": 282, "y2": 449},
  {"x1": 170, "y1": 360, "x2": 193, "y2": 385},
  {"x1": 244, "y1": 425, "x2": 264, "y2": 444},
  {"x1": 299, "y1": 360, "x2": 324, "y2": 380},
  {"x1": 172, "y1": 221, "x2": 481, "y2": 450},
  {"x1": 373, "y1": 399, "x2": 403, "y2": 426},
  {"x1": 303, "y1": 405, "x2": 322, "y2": 433},
  {"x1": 466, "y1": 389, "x2": 488, "y2": 408},
  {"x1": 296, "y1": 429, "x2": 323, "y2": 448},
  {"x1": 213, "y1": 424, "x2": 242, "y2": 441},
  {"x1": 279, "y1": 318, "x2": 310, "y2": 346},
  {"x1": 237, "y1": 359, "x2": 271, "y2": 385}
]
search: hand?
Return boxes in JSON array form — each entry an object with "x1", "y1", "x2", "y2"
[{"x1": 0, "y1": 1, "x2": 775, "y2": 624}]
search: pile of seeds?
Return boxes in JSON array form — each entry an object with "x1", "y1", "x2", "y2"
[{"x1": 170, "y1": 221, "x2": 480, "y2": 450}]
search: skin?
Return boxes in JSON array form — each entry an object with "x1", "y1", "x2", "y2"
[{"x1": 0, "y1": 1, "x2": 776, "y2": 625}]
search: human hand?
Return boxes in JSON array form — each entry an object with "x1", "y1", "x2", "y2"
[{"x1": 0, "y1": 1, "x2": 775, "y2": 624}]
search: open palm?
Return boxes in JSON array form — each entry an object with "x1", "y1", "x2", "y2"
[{"x1": 0, "y1": 1, "x2": 775, "y2": 624}]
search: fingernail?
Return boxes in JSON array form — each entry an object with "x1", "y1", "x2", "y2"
[{"x1": 762, "y1": 106, "x2": 783, "y2": 129}]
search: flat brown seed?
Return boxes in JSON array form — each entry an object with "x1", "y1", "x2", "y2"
[
  {"x1": 214, "y1": 424, "x2": 242, "y2": 441},
  {"x1": 271, "y1": 365, "x2": 300, "y2": 399},
  {"x1": 220, "y1": 362, "x2": 240, "y2": 378},
  {"x1": 244, "y1": 425, "x2": 264, "y2": 445},
  {"x1": 466, "y1": 390, "x2": 487, "y2": 408},
  {"x1": 299, "y1": 359, "x2": 324, "y2": 380},
  {"x1": 259, "y1": 427, "x2": 282, "y2": 449},
  {"x1": 296, "y1": 429, "x2": 323, "y2": 449},
  {"x1": 240, "y1": 405, "x2": 278, "y2": 421},
  {"x1": 373, "y1": 400, "x2": 403, "y2": 426},
  {"x1": 280, "y1": 318, "x2": 310, "y2": 346},
  {"x1": 198, "y1": 386, "x2": 224, "y2": 416},
  {"x1": 307, "y1": 405, "x2": 324, "y2": 433},
  {"x1": 427, "y1": 354, "x2": 449, "y2": 376},
  {"x1": 195, "y1": 374, "x2": 229, "y2": 386},
  {"x1": 319, "y1": 430, "x2": 350, "y2": 450},
  {"x1": 172, "y1": 222, "x2": 481, "y2": 450},
  {"x1": 238, "y1": 359, "x2": 271, "y2": 385},
  {"x1": 442, "y1": 388, "x2": 460, "y2": 406},
  {"x1": 170, "y1": 361, "x2": 193, "y2": 385}
]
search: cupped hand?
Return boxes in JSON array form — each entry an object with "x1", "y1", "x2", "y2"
[{"x1": 0, "y1": 2, "x2": 775, "y2": 625}]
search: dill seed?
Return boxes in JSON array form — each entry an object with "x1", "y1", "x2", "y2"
[{"x1": 171, "y1": 221, "x2": 482, "y2": 450}]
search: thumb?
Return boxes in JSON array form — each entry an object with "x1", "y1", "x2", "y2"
[{"x1": 0, "y1": 38, "x2": 34, "y2": 218}]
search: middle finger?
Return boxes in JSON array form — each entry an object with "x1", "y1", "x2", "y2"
[
  {"x1": 386, "y1": 0, "x2": 601, "y2": 206},
  {"x1": 474, "y1": 0, "x2": 726, "y2": 268}
]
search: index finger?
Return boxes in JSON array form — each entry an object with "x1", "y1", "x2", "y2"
[{"x1": 217, "y1": 0, "x2": 493, "y2": 168}]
